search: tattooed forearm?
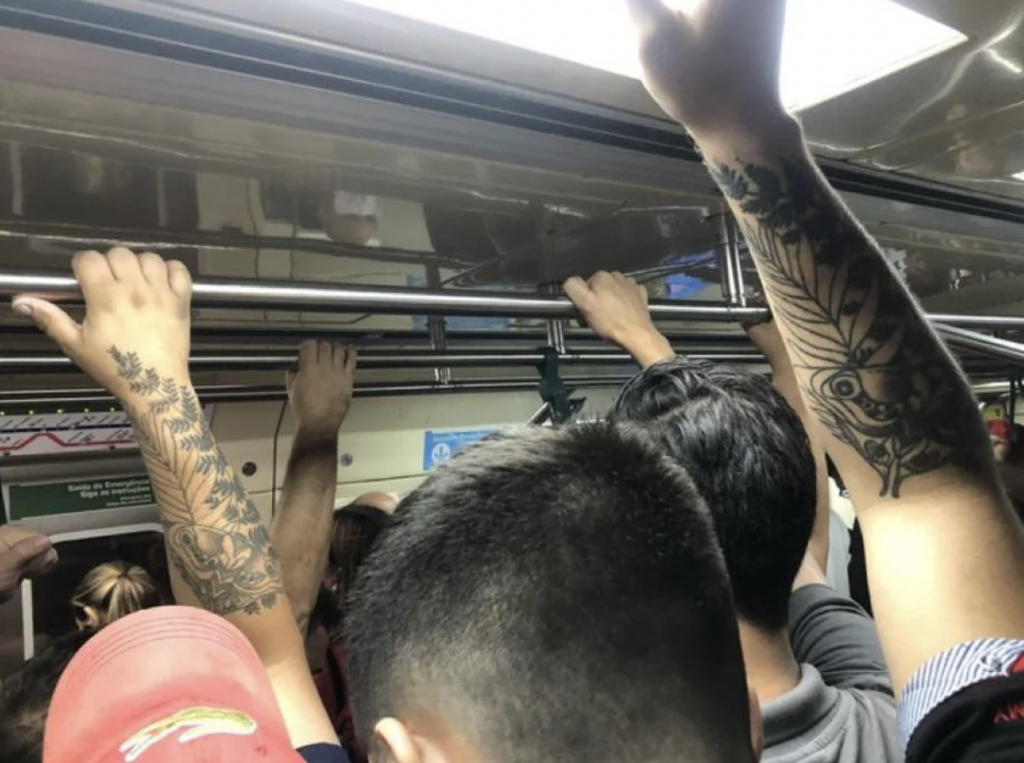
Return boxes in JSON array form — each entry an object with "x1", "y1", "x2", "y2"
[
  {"x1": 708, "y1": 157, "x2": 984, "y2": 498},
  {"x1": 111, "y1": 347, "x2": 283, "y2": 616}
]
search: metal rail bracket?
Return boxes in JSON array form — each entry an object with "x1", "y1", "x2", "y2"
[{"x1": 536, "y1": 347, "x2": 573, "y2": 426}]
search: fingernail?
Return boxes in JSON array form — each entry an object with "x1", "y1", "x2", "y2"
[
  {"x1": 12, "y1": 301, "x2": 32, "y2": 316},
  {"x1": 34, "y1": 536, "x2": 52, "y2": 551}
]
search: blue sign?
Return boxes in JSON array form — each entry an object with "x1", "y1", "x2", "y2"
[
  {"x1": 423, "y1": 429, "x2": 496, "y2": 470},
  {"x1": 407, "y1": 274, "x2": 510, "y2": 332},
  {"x1": 664, "y1": 251, "x2": 715, "y2": 301}
]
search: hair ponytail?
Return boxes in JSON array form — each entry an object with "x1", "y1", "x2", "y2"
[{"x1": 71, "y1": 561, "x2": 161, "y2": 629}]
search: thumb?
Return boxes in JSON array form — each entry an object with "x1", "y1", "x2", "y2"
[
  {"x1": 624, "y1": 0, "x2": 677, "y2": 40},
  {"x1": 6, "y1": 534, "x2": 53, "y2": 569},
  {"x1": 12, "y1": 297, "x2": 83, "y2": 353}
]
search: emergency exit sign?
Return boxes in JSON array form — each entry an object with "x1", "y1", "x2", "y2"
[{"x1": 6, "y1": 476, "x2": 156, "y2": 520}]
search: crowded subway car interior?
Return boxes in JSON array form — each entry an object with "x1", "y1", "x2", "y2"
[{"x1": 2, "y1": 1, "x2": 1024, "y2": 763}]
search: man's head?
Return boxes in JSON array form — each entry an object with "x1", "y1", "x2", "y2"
[
  {"x1": 0, "y1": 629, "x2": 95, "y2": 763},
  {"x1": 346, "y1": 423, "x2": 756, "y2": 763},
  {"x1": 613, "y1": 358, "x2": 816, "y2": 631}
]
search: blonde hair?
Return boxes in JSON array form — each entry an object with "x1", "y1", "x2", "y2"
[{"x1": 71, "y1": 561, "x2": 161, "y2": 630}]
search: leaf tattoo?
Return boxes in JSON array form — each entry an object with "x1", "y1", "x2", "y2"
[
  {"x1": 709, "y1": 159, "x2": 982, "y2": 497},
  {"x1": 113, "y1": 348, "x2": 282, "y2": 615}
]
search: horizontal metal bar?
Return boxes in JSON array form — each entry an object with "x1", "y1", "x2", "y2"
[
  {"x1": 0, "y1": 272, "x2": 765, "y2": 321},
  {"x1": 0, "y1": 323, "x2": 758, "y2": 353},
  {"x1": 930, "y1": 314, "x2": 1024, "y2": 330},
  {"x1": 974, "y1": 381, "x2": 1014, "y2": 396},
  {"x1": 2, "y1": 360, "x2": 1016, "y2": 410},
  {"x1": 934, "y1": 324, "x2": 1024, "y2": 367},
  {"x1": 3, "y1": 272, "x2": 1022, "y2": 330},
  {"x1": 0, "y1": 376, "x2": 636, "y2": 409},
  {"x1": 0, "y1": 350, "x2": 766, "y2": 373}
]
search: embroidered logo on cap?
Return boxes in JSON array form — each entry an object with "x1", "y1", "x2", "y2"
[
  {"x1": 991, "y1": 652, "x2": 1024, "y2": 725},
  {"x1": 1009, "y1": 652, "x2": 1024, "y2": 675},
  {"x1": 120, "y1": 707, "x2": 257, "y2": 762}
]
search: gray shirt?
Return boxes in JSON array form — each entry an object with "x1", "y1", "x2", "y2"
[
  {"x1": 760, "y1": 585, "x2": 900, "y2": 763},
  {"x1": 825, "y1": 512, "x2": 852, "y2": 598}
]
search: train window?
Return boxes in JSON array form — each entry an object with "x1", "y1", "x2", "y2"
[{"x1": 26, "y1": 528, "x2": 171, "y2": 659}]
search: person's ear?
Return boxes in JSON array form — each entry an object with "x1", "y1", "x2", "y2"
[
  {"x1": 77, "y1": 606, "x2": 101, "y2": 630},
  {"x1": 323, "y1": 572, "x2": 338, "y2": 594},
  {"x1": 373, "y1": 718, "x2": 451, "y2": 763},
  {"x1": 748, "y1": 683, "x2": 764, "y2": 760},
  {"x1": 374, "y1": 718, "x2": 421, "y2": 763}
]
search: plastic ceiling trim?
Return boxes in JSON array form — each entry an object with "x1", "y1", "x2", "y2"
[{"x1": 3, "y1": 0, "x2": 1024, "y2": 225}]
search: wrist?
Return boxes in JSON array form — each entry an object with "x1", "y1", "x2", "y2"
[
  {"x1": 119, "y1": 374, "x2": 195, "y2": 412},
  {"x1": 295, "y1": 422, "x2": 342, "y2": 444},
  {"x1": 688, "y1": 110, "x2": 803, "y2": 159},
  {"x1": 623, "y1": 331, "x2": 675, "y2": 370}
]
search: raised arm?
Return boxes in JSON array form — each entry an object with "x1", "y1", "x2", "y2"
[
  {"x1": 565, "y1": 272, "x2": 834, "y2": 577},
  {"x1": 271, "y1": 339, "x2": 356, "y2": 634},
  {"x1": 13, "y1": 249, "x2": 339, "y2": 748},
  {"x1": 624, "y1": 0, "x2": 1024, "y2": 692},
  {"x1": 746, "y1": 317, "x2": 831, "y2": 573}
]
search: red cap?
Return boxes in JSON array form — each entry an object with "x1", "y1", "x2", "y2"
[
  {"x1": 44, "y1": 606, "x2": 303, "y2": 763},
  {"x1": 990, "y1": 419, "x2": 1012, "y2": 442}
]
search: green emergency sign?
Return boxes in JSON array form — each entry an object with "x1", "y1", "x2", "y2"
[{"x1": 7, "y1": 476, "x2": 156, "y2": 519}]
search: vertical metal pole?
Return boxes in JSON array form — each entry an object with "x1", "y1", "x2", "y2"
[
  {"x1": 10, "y1": 142, "x2": 23, "y2": 218},
  {"x1": 715, "y1": 209, "x2": 736, "y2": 305},
  {"x1": 716, "y1": 207, "x2": 746, "y2": 307},
  {"x1": 156, "y1": 169, "x2": 169, "y2": 229},
  {"x1": 543, "y1": 283, "x2": 567, "y2": 354},
  {"x1": 537, "y1": 204, "x2": 568, "y2": 355},
  {"x1": 725, "y1": 213, "x2": 747, "y2": 307},
  {"x1": 425, "y1": 265, "x2": 451, "y2": 385}
]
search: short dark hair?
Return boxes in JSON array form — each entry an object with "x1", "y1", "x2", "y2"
[
  {"x1": 613, "y1": 358, "x2": 816, "y2": 630},
  {"x1": 0, "y1": 629, "x2": 96, "y2": 763},
  {"x1": 346, "y1": 423, "x2": 753, "y2": 763}
]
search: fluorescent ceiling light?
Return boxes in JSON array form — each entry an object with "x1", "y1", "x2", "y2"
[
  {"x1": 344, "y1": 0, "x2": 966, "y2": 111},
  {"x1": 1012, "y1": 171, "x2": 1024, "y2": 182},
  {"x1": 987, "y1": 49, "x2": 1024, "y2": 75}
]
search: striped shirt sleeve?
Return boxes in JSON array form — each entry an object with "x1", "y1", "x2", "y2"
[{"x1": 900, "y1": 638, "x2": 1024, "y2": 750}]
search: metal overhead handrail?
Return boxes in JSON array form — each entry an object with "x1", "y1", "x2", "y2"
[
  {"x1": 0, "y1": 377, "x2": 637, "y2": 409},
  {"x1": 0, "y1": 324, "x2": 758, "y2": 353},
  {"x1": 0, "y1": 350, "x2": 767, "y2": 373},
  {"x1": 0, "y1": 272, "x2": 766, "y2": 321},
  {"x1": 935, "y1": 325, "x2": 1024, "y2": 367},
  {"x1": 2, "y1": 271, "x2": 1023, "y2": 329},
  {"x1": 929, "y1": 314, "x2": 1024, "y2": 330},
  {"x1": 5, "y1": 338, "x2": 1017, "y2": 373}
]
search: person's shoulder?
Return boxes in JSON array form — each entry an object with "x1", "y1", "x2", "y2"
[
  {"x1": 839, "y1": 684, "x2": 898, "y2": 729},
  {"x1": 760, "y1": 670, "x2": 899, "y2": 763},
  {"x1": 837, "y1": 685, "x2": 900, "y2": 751},
  {"x1": 297, "y1": 743, "x2": 351, "y2": 763}
]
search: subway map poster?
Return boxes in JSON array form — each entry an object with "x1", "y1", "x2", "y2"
[
  {"x1": 0, "y1": 410, "x2": 137, "y2": 457},
  {"x1": 0, "y1": 407, "x2": 213, "y2": 457}
]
